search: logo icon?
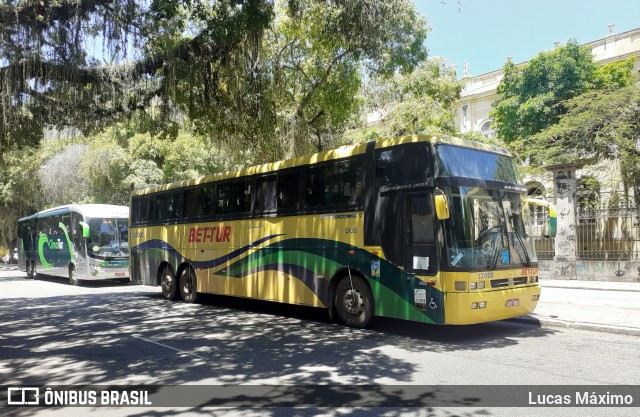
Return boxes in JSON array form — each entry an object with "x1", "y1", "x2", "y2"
[{"x1": 8, "y1": 387, "x2": 40, "y2": 405}]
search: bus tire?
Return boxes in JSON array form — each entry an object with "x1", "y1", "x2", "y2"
[
  {"x1": 335, "y1": 275, "x2": 373, "y2": 328},
  {"x1": 69, "y1": 265, "x2": 79, "y2": 286},
  {"x1": 179, "y1": 268, "x2": 198, "y2": 303},
  {"x1": 160, "y1": 265, "x2": 179, "y2": 300}
]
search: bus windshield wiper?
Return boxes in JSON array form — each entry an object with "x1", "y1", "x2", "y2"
[
  {"x1": 512, "y1": 229, "x2": 532, "y2": 267},
  {"x1": 488, "y1": 223, "x2": 506, "y2": 270}
]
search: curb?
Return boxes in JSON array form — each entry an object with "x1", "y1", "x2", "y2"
[
  {"x1": 508, "y1": 315, "x2": 640, "y2": 337},
  {"x1": 541, "y1": 285, "x2": 640, "y2": 293}
]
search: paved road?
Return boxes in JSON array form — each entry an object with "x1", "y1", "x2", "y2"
[{"x1": 0, "y1": 268, "x2": 638, "y2": 416}]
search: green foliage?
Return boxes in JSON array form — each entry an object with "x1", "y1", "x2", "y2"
[
  {"x1": 349, "y1": 57, "x2": 462, "y2": 142},
  {"x1": 492, "y1": 40, "x2": 598, "y2": 143},
  {"x1": 264, "y1": 0, "x2": 428, "y2": 157},
  {"x1": 594, "y1": 57, "x2": 636, "y2": 89},
  {"x1": 163, "y1": 133, "x2": 229, "y2": 181},
  {"x1": 0, "y1": 146, "x2": 43, "y2": 246},
  {"x1": 529, "y1": 80, "x2": 640, "y2": 203}
]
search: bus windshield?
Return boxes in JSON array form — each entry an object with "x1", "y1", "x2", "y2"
[
  {"x1": 436, "y1": 144, "x2": 523, "y2": 184},
  {"x1": 87, "y1": 218, "x2": 129, "y2": 259},
  {"x1": 442, "y1": 186, "x2": 537, "y2": 268}
]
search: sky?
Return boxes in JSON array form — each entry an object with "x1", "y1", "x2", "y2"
[{"x1": 415, "y1": 0, "x2": 640, "y2": 77}]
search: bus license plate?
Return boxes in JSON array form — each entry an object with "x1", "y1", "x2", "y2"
[
  {"x1": 115, "y1": 273, "x2": 126, "y2": 277},
  {"x1": 505, "y1": 299, "x2": 520, "y2": 307}
]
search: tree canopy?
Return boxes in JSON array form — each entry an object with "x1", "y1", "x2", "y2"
[
  {"x1": 1, "y1": 0, "x2": 428, "y2": 162},
  {"x1": 529, "y1": 80, "x2": 640, "y2": 204},
  {"x1": 491, "y1": 40, "x2": 599, "y2": 144}
]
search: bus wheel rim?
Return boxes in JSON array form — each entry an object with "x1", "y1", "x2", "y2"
[
  {"x1": 162, "y1": 274, "x2": 173, "y2": 292},
  {"x1": 343, "y1": 288, "x2": 364, "y2": 315}
]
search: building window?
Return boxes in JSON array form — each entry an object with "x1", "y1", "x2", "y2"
[{"x1": 480, "y1": 120, "x2": 496, "y2": 137}]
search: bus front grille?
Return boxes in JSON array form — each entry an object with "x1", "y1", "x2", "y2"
[{"x1": 490, "y1": 277, "x2": 528, "y2": 288}]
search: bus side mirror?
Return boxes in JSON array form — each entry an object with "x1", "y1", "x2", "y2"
[
  {"x1": 79, "y1": 221, "x2": 90, "y2": 239},
  {"x1": 435, "y1": 194, "x2": 450, "y2": 220}
]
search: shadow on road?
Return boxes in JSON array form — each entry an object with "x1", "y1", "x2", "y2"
[{"x1": 0, "y1": 274, "x2": 555, "y2": 417}]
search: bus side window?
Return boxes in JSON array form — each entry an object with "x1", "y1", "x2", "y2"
[
  {"x1": 154, "y1": 194, "x2": 167, "y2": 221},
  {"x1": 305, "y1": 159, "x2": 363, "y2": 209},
  {"x1": 184, "y1": 185, "x2": 215, "y2": 219},
  {"x1": 167, "y1": 192, "x2": 183, "y2": 221},
  {"x1": 234, "y1": 179, "x2": 252, "y2": 214},
  {"x1": 217, "y1": 180, "x2": 251, "y2": 216},
  {"x1": 376, "y1": 144, "x2": 431, "y2": 187},
  {"x1": 132, "y1": 196, "x2": 149, "y2": 225},
  {"x1": 277, "y1": 171, "x2": 300, "y2": 212},
  {"x1": 410, "y1": 194, "x2": 435, "y2": 244},
  {"x1": 255, "y1": 176, "x2": 277, "y2": 214}
]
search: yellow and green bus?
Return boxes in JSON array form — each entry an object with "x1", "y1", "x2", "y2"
[{"x1": 130, "y1": 134, "x2": 554, "y2": 327}]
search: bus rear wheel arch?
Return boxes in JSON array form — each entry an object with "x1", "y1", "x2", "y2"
[
  {"x1": 159, "y1": 263, "x2": 180, "y2": 301},
  {"x1": 334, "y1": 272, "x2": 374, "y2": 328}
]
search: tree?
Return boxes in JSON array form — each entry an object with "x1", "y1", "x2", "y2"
[
  {"x1": 529, "y1": 80, "x2": 640, "y2": 204},
  {"x1": 491, "y1": 40, "x2": 599, "y2": 144},
  {"x1": 0, "y1": 147, "x2": 43, "y2": 246},
  {"x1": 261, "y1": 0, "x2": 428, "y2": 157},
  {"x1": 0, "y1": 0, "x2": 277, "y2": 159},
  {"x1": 348, "y1": 57, "x2": 462, "y2": 141},
  {"x1": 1, "y1": 0, "x2": 428, "y2": 162}
]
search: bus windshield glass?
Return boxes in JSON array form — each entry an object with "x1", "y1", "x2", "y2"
[
  {"x1": 442, "y1": 186, "x2": 537, "y2": 268},
  {"x1": 87, "y1": 218, "x2": 129, "y2": 259},
  {"x1": 436, "y1": 145, "x2": 523, "y2": 184}
]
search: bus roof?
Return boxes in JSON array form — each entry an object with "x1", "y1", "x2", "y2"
[
  {"x1": 132, "y1": 134, "x2": 511, "y2": 196},
  {"x1": 18, "y1": 204, "x2": 129, "y2": 222}
]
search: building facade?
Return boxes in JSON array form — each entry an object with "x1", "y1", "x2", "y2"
[{"x1": 456, "y1": 25, "x2": 640, "y2": 139}]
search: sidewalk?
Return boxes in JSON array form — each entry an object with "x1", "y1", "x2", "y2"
[{"x1": 510, "y1": 278, "x2": 640, "y2": 336}]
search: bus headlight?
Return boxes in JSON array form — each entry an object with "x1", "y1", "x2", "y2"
[{"x1": 470, "y1": 282, "x2": 485, "y2": 290}]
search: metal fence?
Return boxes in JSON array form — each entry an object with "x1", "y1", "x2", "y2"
[
  {"x1": 576, "y1": 203, "x2": 640, "y2": 260},
  {"x1": 530, "y1": 203, "x2": 640, "y2": 261}
]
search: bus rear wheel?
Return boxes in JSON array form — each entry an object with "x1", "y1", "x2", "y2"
[
  {"x1": 179, "y1": 268, "x2": 198, "y2": 303},
  {"x1": 160, "y1": 266, "x2": 179, "y2": 300},
  {"x1": 335, "y1": 275, "x2": 373, "y2": 328},
  {"x1": 26, "y1": 261, "x2": 35, "y2": 279}
]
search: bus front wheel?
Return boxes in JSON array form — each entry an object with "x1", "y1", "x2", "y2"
[
  {"x1": 335, "y1": 275, "x2": 373, "y2": 328},
  {"x1": 160, "y1": 265, "x2": 179, "y2": 300},
  {"x1": 179, "y1": 268, "x2": 198, "y2": 303},
  {"x1": 69, "y1": 266, "x2": 79, "y2": 286}
]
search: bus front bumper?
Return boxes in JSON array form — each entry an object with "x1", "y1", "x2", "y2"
[{"x1": 444, "y1": 285, "x2": 540, "y2": 325}]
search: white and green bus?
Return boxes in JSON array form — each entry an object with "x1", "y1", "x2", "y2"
[{"x1": 18, "y1": 204, "x2": 130, "y2": 285}]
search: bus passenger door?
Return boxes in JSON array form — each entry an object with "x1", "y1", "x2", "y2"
[
  {"x1": 404, "y1": 193, "x2": 438, "y2": 276},
  {"x1": 404, "y1": 193, "x2": 442, "y2": 320}
]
